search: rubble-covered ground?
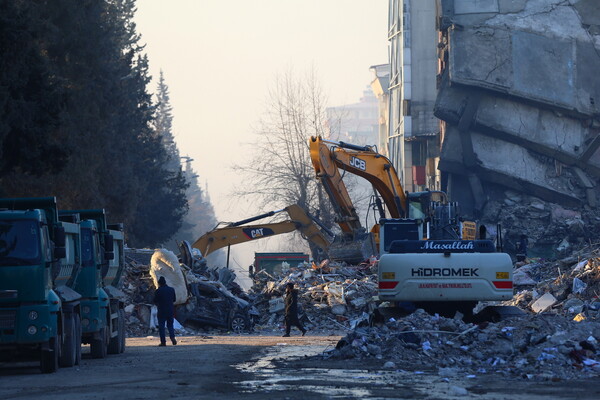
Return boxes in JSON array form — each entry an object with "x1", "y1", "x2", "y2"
[
  {"x1": 325, "y1": 243, "x2": 600, "y2": 381},
  {"x1": 249, "y1": 259, "x2": 377, "y2": 335},
  {"x1": 122, "y1": 242, "x2": 600, "y2": 382}
]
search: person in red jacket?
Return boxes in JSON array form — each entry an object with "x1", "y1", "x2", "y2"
[{"x1": 153, "y1": 276, "x2": 177, "y2": 346}]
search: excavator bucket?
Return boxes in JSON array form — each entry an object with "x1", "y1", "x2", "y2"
[{"x1": 327, "y1": 233, "x2": 377, "y2": 265}]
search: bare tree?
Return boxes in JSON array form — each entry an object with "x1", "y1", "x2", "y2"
[{"x1": 232, "y1": 70, "x2": 338, "y2": 255}]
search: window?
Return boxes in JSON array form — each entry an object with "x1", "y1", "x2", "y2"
[
  {"x1": 0, "y1": 220, "x2": 42, "y2": 266},
  {"x1": 402, "y1": 100, "x2": 411, "y2": 116}
]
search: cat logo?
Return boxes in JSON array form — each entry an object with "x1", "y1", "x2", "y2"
[{"x1": 242, "y1": 227, "x2": 275, "y2": 239}]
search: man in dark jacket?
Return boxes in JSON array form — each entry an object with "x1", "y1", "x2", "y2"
[
  {"x1": 153, "y1": 276, "x2": 177, "y2": 346},
  {"x1": 283, "y1": 282, "x2": 306, "y2": 337}
]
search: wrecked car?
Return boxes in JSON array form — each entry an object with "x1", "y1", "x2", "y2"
[{"x1": 176, "y1": 281, "x2": 259, "y2": 332}]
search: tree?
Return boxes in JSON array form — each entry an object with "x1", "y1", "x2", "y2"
[
  {"x1": 232, "y1": 70, "x2": 338, "y2": 257},
  {"x1": 0, "y1": 0, "x2": 67, "y2": 181},
  {"x1": 0, "y1": 0, "x2": 189, "y2": 248},
  {"x1": 153, "y1": 70, "x2": 181, "y2": 173}
]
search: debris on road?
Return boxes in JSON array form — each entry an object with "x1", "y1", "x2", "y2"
[
  {"x1": 249, "y1": 259, "x2": 378, "y2": 334},
  {"x1": 122, "y1": 247, "x2": 255, "y2": 336}
]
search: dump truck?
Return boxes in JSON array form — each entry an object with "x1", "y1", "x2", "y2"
[
  {"x1": 60, "y1": 209, "x2": 126, "y2": 358},
  {"x1": 0, "y1": 197, "x2": 83, "y2": 372}
]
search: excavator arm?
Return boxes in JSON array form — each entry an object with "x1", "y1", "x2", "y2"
[
  {"x1": 309, "y1": 136, "x2": 363, "y2": 236},
  {"x1": 191, "y1": 205, "x2": 331, "y2": 257},
  {"x1": 309, "y1": 136, "x2": 407, "y2": 221}
]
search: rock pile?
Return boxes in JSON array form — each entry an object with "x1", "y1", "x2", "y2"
[
  {"x1": 506, "y1": 243, "x2": 600, "y2": 320},
  {"x1": 122, "y1": 248, "x2": 249, "y2": 336},
  {"x1": 329, "y1": 309, "x2": 600, "y2": 380},
  {"x1": 249, "y1": 259, "x2": 378, "y2": 333}
]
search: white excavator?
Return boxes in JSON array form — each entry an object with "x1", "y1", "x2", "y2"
[{"x1": 309, "y1": 136, "x2": 516, "y2": 320}]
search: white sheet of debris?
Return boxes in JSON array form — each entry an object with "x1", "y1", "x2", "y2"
[{"x1": 149, "y1": 249, "x2": 188, "y2": 305}]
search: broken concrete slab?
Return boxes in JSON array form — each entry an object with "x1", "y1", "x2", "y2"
[
  {"x1": 447, "y1": 23, "x2": 600, "y2": 116},
  {"x1": 269, "y1": 298, "x2": 284, "y2": 314},
  {"x1": 531, "y1": 292, "x2": 558, "y2": 313},
  {"x1": 435, "y1": 81, "x2": 600, "y2": 174},
  {"x1": 440, "y1": 126, "x2": 584, "y2": 207}
]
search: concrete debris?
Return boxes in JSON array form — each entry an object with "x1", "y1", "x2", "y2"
[
  {"x1": 435, "y1": 0, "x2": 600, "y2": 255},
  {"x1": 122, "y1": 248, "x2": 252, "y2": 336},
  {"x1": 530, "y1": 293, "x2": 557, "y2": 314},
  {"x1": 320, "y1": 241, "x2": 600, "y2": 380},
  {"x1": 249, "y1": 259, "x2": 378, "y2": 334},
  {"x1": 504, "y1": 244, "x2": 600, "y2": 318},
  {"x1": 327, "y1": 309, "x2": 600, "y2": 380}
]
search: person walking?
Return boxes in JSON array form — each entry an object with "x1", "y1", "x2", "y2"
[
  {"x1": 283, "y1": 282, "x2": 306, "y2": 337},
  {"x1": 153, "y1": 276, "x2": 177, "y2": 346}
]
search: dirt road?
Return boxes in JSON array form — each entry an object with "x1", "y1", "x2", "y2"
[{"x1": 1, "y1": 335, "x2": 599, "y2": 399}]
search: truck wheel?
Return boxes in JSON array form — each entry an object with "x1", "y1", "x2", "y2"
[
  {"x1": 230, "y1": 314, "x2": 247, "y2": 333},
  {"x1": 119, "y1": 309, "x2": 126, "y2": 353},
  {"x1": 40, "y1": 336, "x2": 60, "y2": 373},
  {"x1": 90, "y1": 326, "x2": 108, "y2": 359},
  {"x1": 74, "y1": 314, "x2": 82, "y2": 365},
  {"x1": 59, "y1": 316, "x2": 76, "y2": 367},
  {"x1": 108, "y1": 309, "x2": 124, "y2": 354}
]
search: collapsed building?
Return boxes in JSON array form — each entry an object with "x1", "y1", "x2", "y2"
[{"x1": 374, "y1": 0, "x2": 600, "y2": 257}]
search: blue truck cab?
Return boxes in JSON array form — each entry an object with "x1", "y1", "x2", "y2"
[
  {"x1": 61, "y1": 209, "x2": 126, "y2": 358},
  {"x1": 0, "y1": 197, "x2": 82, "y2": 373}
]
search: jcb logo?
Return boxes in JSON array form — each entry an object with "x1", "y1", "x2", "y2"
[{"x1": 350, "y1": 156, "x2": 366, "y2": 171}]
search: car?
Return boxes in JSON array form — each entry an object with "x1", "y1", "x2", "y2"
[{"x1": 175, "y1": 281, "x2": 258, "y2": 332}]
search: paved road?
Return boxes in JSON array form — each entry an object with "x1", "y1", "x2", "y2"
[{"x1": 1, "y1": 335, "x2": 599, "y2": 399}]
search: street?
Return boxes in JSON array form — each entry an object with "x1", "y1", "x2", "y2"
[{"x1": 1, "y1": 335, "x2": 599, "y2": 400}]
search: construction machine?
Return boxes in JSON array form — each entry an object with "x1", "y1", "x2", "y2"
[
  {"x1": 309, "y1": 136, "x2": 513, "y2": 318},
  {"x1": 191, "y1": 204, "x2": 332, "y2": 263}
]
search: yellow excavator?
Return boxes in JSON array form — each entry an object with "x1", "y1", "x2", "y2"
[
  {"x1": 191, "y1": 204, "x2": 332, "y2": 261},
  {"x1": 309, "y1": 136, "x2": 480, "y2": 260},
  {"x1": 309, "y1": 136, "x2": 514, "y2": 319}
]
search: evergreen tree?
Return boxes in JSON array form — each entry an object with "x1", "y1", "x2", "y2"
[
  {"x1": 153, "y1": 70, "x2": 181, "y2": 173},
  {"x1": 0, "y1": 0, "x2": 67, "y2": 181},
  {"x1": 0, "y1": 0, "x2": 190, "y2": 248}
]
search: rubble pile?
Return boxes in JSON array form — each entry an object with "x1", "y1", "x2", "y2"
[
  {"x1": 122, "y1": 249, "x2": 157, "y2": 336},
  {"x1": 325, "y1": 242, "x2": 600, "y2": 380},
  {"x1": 250, "y1": 260, "x2": 378, "y2": 333},
  {"x1": 329, "y1": 310, "x2": 600, "y2": 380},
  {"x1": 505, "y1": 243, "x2": 600, "y2": 321},
  {"x1": 480, "y1": 191, "x2": 600, "y2": 258},
  {"x1": 122, "y1": 248, "x2": 247, "y2": 336}
]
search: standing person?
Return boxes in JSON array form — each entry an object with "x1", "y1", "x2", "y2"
[
  {"x1": 153, "y1": 276, "x2": 177, "y2": 346},
  {"x1": 283, "y1": 282, "x2": 306, "y2": 337}
]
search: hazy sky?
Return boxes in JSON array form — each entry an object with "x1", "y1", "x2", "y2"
[{"x1": 134, "y1": 0, "x2": 388, "y2": 273}]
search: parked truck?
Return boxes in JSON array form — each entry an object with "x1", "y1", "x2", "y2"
[
  {"x1": 60, "y1": 209, "x2": 126, "y2": 358},
  {"x1": 0, "y1": 197, "x2": 83, "y2": 372}
]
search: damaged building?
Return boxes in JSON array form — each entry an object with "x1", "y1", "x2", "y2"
[{"x1": 376, "y1": 0, "x2": 600, "y2": 257}]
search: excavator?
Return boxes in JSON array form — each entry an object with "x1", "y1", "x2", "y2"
[
  {"x1": 309, "y1": 135, "x2": 478, "y2": 246},
  {"x1": 191, "y1": 204, "x2": 332, "y2": 261},
  {"x1": 309, "y1": 136, "x2": 514, "y2": 319}
]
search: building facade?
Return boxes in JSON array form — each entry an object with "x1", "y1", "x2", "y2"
[{"x1": 387, "y1": 0, "x2": 440, "y2": 192}]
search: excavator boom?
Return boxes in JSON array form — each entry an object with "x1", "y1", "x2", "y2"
[
  {"x1": 191, "y1": 205, "x2": 331, "y2": 258},
  {"x1": 309, "y1": 136, "x2": 407, "y2": 223}
]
